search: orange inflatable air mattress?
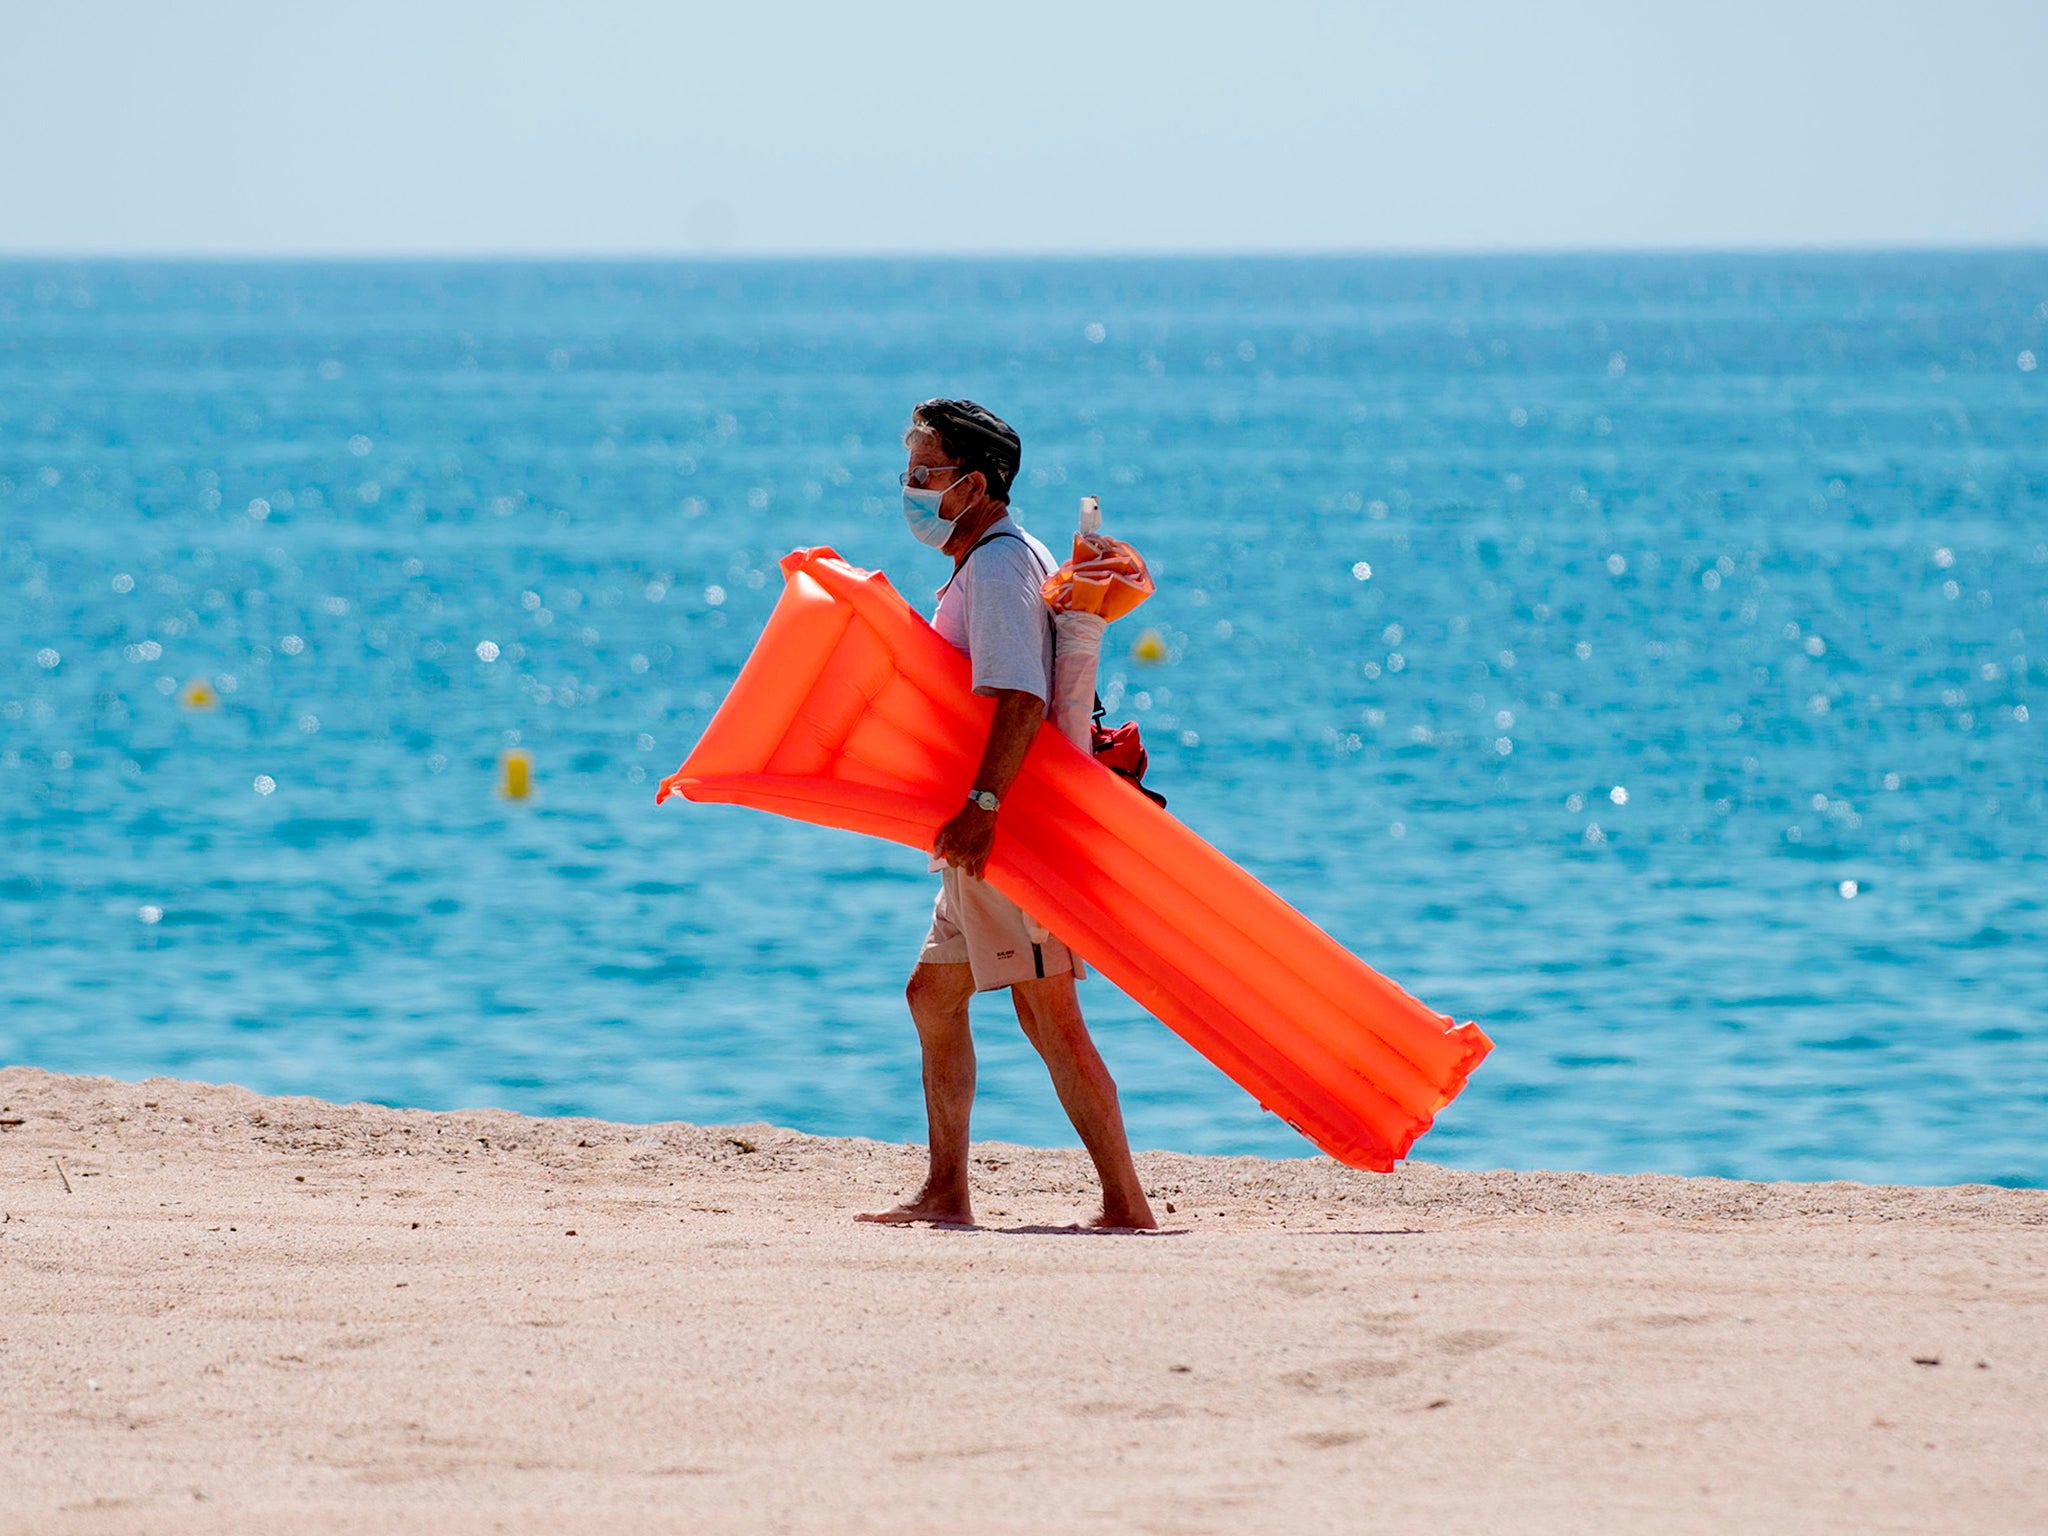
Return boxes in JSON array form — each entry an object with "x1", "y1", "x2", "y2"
[{"x1": 657, "y1": 547, "x2": 1490, "y2": 1171}]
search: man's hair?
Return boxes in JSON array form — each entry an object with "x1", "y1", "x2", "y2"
[{"x1": 906, "y1": 398, "x2": 1022, "y2": 503}]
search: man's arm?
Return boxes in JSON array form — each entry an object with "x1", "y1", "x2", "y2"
[{"x1": 932, "y1": 687, "x2": 1044, "y2": 880}]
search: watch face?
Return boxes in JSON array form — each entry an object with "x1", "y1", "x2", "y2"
[{"x1": 973, "y1": 790, "x2": 999, "y2": 811}]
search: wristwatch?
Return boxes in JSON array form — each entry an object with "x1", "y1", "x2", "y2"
[{"x1": 968, "y1": 788, "x2": 1000, "y2": 813}]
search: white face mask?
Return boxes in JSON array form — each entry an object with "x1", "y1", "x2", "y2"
[
  {"x1": 902, "y1": 483, "x2": 959, "y2": 549},
  {"x1": 901, "y1": 465, "x2": 978, "y2": 549}
]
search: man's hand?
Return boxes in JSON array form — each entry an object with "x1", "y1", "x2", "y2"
[
  {"x1": 933, "y1": 688, "x2": 1044, "y2": 881},
  {"x1": 933, "y1": 800, "x2": 998, "y2": 879}
]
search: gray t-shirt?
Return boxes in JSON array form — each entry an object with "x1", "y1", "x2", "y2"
[{"x1": 931, "y1": 515, "x2": 1058, "y2": 713}]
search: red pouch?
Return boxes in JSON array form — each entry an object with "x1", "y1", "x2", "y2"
[{"x1": 1091, "y1": 719, "x2": 1167, "y2": 808}]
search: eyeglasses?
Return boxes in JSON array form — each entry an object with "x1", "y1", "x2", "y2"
[{"x1": 899, "y1": 464, "x2": 966, "y2": 489}]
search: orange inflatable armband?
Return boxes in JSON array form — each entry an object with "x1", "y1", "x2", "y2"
[
  {"x1": 658, "y1": 548, "x2": 1490, "y2": 1171},
  {"x1": 1041, "y1": 532, "x2": 1154, "y2": 620}
]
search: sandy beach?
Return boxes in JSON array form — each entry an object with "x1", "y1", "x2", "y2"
[{"x1": 1, "y1": 1065, "x2": 2042, "y2": 1534}]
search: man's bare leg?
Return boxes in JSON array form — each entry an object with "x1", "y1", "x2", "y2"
[
  {"x1": 857, "y1": 961, "x2": 979, "y2": 1226},
  {"x1": 1011, "y1": 974, "x2": 1157, "y2": 1230}
]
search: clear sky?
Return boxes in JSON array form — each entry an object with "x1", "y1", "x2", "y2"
[{"x1": 3, "y1": 0, "x2": 2045, "y2": 257}]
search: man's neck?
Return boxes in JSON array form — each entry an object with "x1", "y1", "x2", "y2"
[{"x1": 946, "y1": 503, "x2": 1009, "y2": 568}]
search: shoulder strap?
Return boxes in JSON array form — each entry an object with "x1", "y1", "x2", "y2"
[
  {"x1": 958, "y1": 530, "x2": 1098, "y2": 724},
  {"x1": 939, "y1": 528, "x2": 1054, "y2": 597}
]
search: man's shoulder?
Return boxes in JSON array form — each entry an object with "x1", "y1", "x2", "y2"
[{"x1": 966, "y1": 522, "x2": 1055, "y2": 585}]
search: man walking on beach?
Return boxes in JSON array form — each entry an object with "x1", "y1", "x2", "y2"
[{"x1": 859, "y1": 399, "x2": 1157, "y2": 1231}]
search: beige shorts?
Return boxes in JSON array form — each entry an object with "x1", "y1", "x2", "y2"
[{"x1": 919, "y1": 866, "x2": 1085, "y2": 992}]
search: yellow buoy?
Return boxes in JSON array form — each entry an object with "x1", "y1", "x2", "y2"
[
  {"x1": 1132, "y1": 628, "x2": 1168, "y2": 664},
  {"x1": 179, "y1": 679, "x2": 218, "y2": 710},
  {"x1": 500, "y1": 749, "x2": 532, "y2": 800}
]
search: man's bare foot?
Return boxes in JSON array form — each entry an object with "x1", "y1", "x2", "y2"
[
  {"x1": 1087, "y1": 1202, "x2": 1159, "y2": 1232},
  {"x1": 856, "y1": 1192, "x2": 975, "y2": 1227}
]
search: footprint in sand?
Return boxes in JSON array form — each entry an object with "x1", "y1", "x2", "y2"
[
  {"x1": 1592, "y1": 1311, "x2": 1719, "y2": 1332},
  {"x1": 1346, "y1": 1308, "x2": 1416, "y2": 1337},
  {"x1": 1432, "y1": 1327, "x2": 1512, "y2": 1355},
  {"x1": 1281, "y1": 1357, "x2": 1407, "y2": 1394},
  {"x1": 1295, "y1": 1428, "x2": 1370, "y2": 1449},
  {"x1": 1062, "y1": 1400, "x2": 1194, "y2": 1422},
  {"x1": 1263, "y1": 1268, "x2": 1326, "y2": 1297}
]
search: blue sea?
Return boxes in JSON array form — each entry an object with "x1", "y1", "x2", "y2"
[{"x1": 3, "y1": 255, "x2": 2044, "y2": 1186}]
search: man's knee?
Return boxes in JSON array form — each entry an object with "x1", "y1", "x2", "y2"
[
  {"x1": 907, "y1": 965, "x2": 970, "y2": 1024},
  {"x1": 1011, "y1": 977, "x2": 1081, "y2": 1047},
  {"x1": 1010, "y1": 989, "x2": 1045, "y2": 1048}
]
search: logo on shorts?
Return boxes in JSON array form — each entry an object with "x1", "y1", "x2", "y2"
[{"x1": 995, "y1": 948, "x2": 1015, "y2": 960}]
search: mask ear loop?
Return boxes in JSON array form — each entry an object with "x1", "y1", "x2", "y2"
[{"x1": 941, "y1": 468, "x2": 985, "y2": 523}]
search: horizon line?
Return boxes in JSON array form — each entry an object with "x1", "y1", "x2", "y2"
[{"x1": 3, "y1": 240, "x2": 2046, "y2": 265}]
